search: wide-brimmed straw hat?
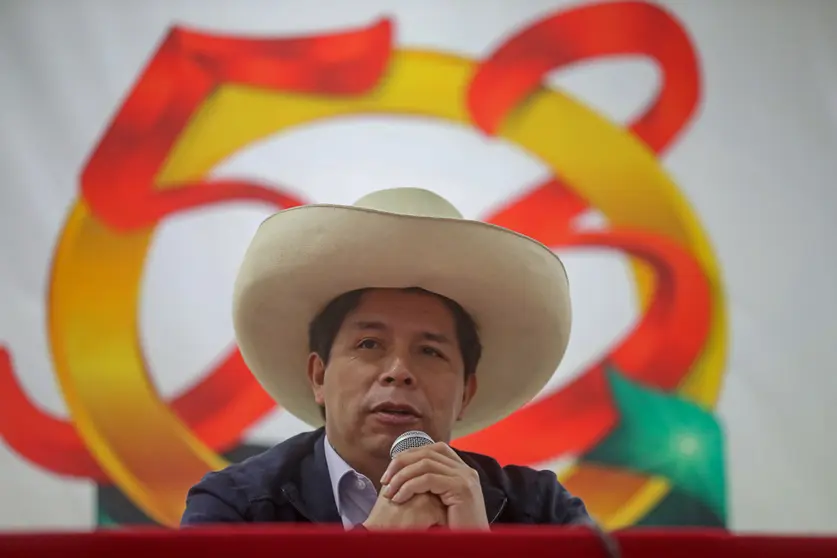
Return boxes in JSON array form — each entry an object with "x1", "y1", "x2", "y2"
[{"x1": 232, "y1": 187, "x2": 571, "y2": 437}]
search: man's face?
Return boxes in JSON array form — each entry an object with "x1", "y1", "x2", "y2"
[{"x1": 308, "y1": 289, "x2": 477, "y2": 460}]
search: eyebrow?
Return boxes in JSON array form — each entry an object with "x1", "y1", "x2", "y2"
[{"x1": 352, "y1": 320, "x2": 452, "y2": 345}]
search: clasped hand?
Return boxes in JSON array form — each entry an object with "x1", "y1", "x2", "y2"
[{"x1": 363, "y1": 442, "x2": 489, "y2": 530}]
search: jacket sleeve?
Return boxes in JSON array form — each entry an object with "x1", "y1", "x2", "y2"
[
  {"x1": 536, "y1": 469, "x2": 595, "y2": 525},
  {"x1": 180, "y1": 472, "x2": 249, "y2": 526},
  {"x1": 536, "y1": 471, "x2": 621, "y2": 557}
]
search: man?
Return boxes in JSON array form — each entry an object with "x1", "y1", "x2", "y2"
[{"x1": 181, "y1": 187, "x2": 591, "y2": 530}]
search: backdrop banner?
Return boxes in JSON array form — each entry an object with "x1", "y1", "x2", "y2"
[{"x1": 1, "y1": 0, "x2": 835, "y2": 534}]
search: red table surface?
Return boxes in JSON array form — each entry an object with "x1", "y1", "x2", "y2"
[{"x1": 0, "y1": 526, "x2": 834, "y2": 558}]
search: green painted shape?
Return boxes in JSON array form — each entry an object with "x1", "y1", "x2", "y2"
[{"x1": 585, "y1": 368, "x2": 727, "y2": 521}]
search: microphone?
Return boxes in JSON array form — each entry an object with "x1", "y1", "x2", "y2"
[{"x1": 390, "y1": 430, "x2": 434, "y2": 459}]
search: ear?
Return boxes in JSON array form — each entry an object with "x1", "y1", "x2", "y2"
[
  {"x1": 456, "y1": 374, "x2": 478, "y2": 421},
  {"x1": 307, "y1": 352, "x2": 326, "y2": 406}
]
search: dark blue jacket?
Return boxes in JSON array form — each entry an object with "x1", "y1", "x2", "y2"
[{"x1": 180, "y1": 427, "x2": 593, "y2": 527}]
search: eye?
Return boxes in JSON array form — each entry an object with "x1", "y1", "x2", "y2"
[
  {"x1": 357, "y1": 338, "x2": 380, "y2": 350},
  {"x1": 421, "y1": 346, "x2": 446, "y2": 359}
]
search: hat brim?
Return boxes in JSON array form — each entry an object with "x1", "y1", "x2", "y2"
[{"x1": 232, "y1": 204, "x2": 572, "y2": 438}]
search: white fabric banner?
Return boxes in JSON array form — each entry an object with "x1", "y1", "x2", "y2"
[{"x1": 0, "y1": 0, "x2": 835, "y2": 533}]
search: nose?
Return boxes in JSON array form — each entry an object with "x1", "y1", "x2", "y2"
[{"x1": 378, "y1": 355, "x2": 415, "y2": 387}]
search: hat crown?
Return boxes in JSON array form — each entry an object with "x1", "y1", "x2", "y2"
[{"x1": 353, "y1": 188, "x2": 463, "y2": 219}]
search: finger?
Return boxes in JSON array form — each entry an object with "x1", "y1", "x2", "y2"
[
  {"x1": 382, "y1": 442, "x2": 462, "y2": 484},
  {"x1": 383, "y1": 458, "x2": 458, "y2": 499},
  {"x1": 390, "y1": 473, "x2": 457, "y2": 504},
  {"x1": 431, "y1": 442, "x2": 466, "y2": 464},
  {"x1": 391, "y1": 443, "x2": 448, "y2": 467}
]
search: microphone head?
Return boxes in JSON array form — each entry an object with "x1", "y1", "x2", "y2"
[{"x1": 390, "y1": 430, "x2": 434, "y2": 459}]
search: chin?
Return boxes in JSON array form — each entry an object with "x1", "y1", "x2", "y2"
[{"x1": 361, "y1": 433, "x2": 395, "y2": 460}]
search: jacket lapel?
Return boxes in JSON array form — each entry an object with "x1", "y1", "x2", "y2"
[
  {"x1": 456, "y1": 450, "x2": 509, "y2": 524},
  {"x1": 482, "y1": 483, "x2": 509, "y2": 524},
  {"x1": 281, "y1": 431, "x2": 342, "y2": 524}
]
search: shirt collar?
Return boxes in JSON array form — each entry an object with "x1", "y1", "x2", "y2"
[{"x1": 323, "y1": 435, "x2": 368, "y2": 512}]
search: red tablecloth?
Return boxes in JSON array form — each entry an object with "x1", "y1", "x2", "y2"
[{"x1": 0, "y1": 527, "x2": 834, "y2": 558}]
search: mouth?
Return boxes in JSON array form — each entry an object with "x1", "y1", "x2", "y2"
[{"x1": 370, "y1": 403, "x2": 422, "y2": 422}]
